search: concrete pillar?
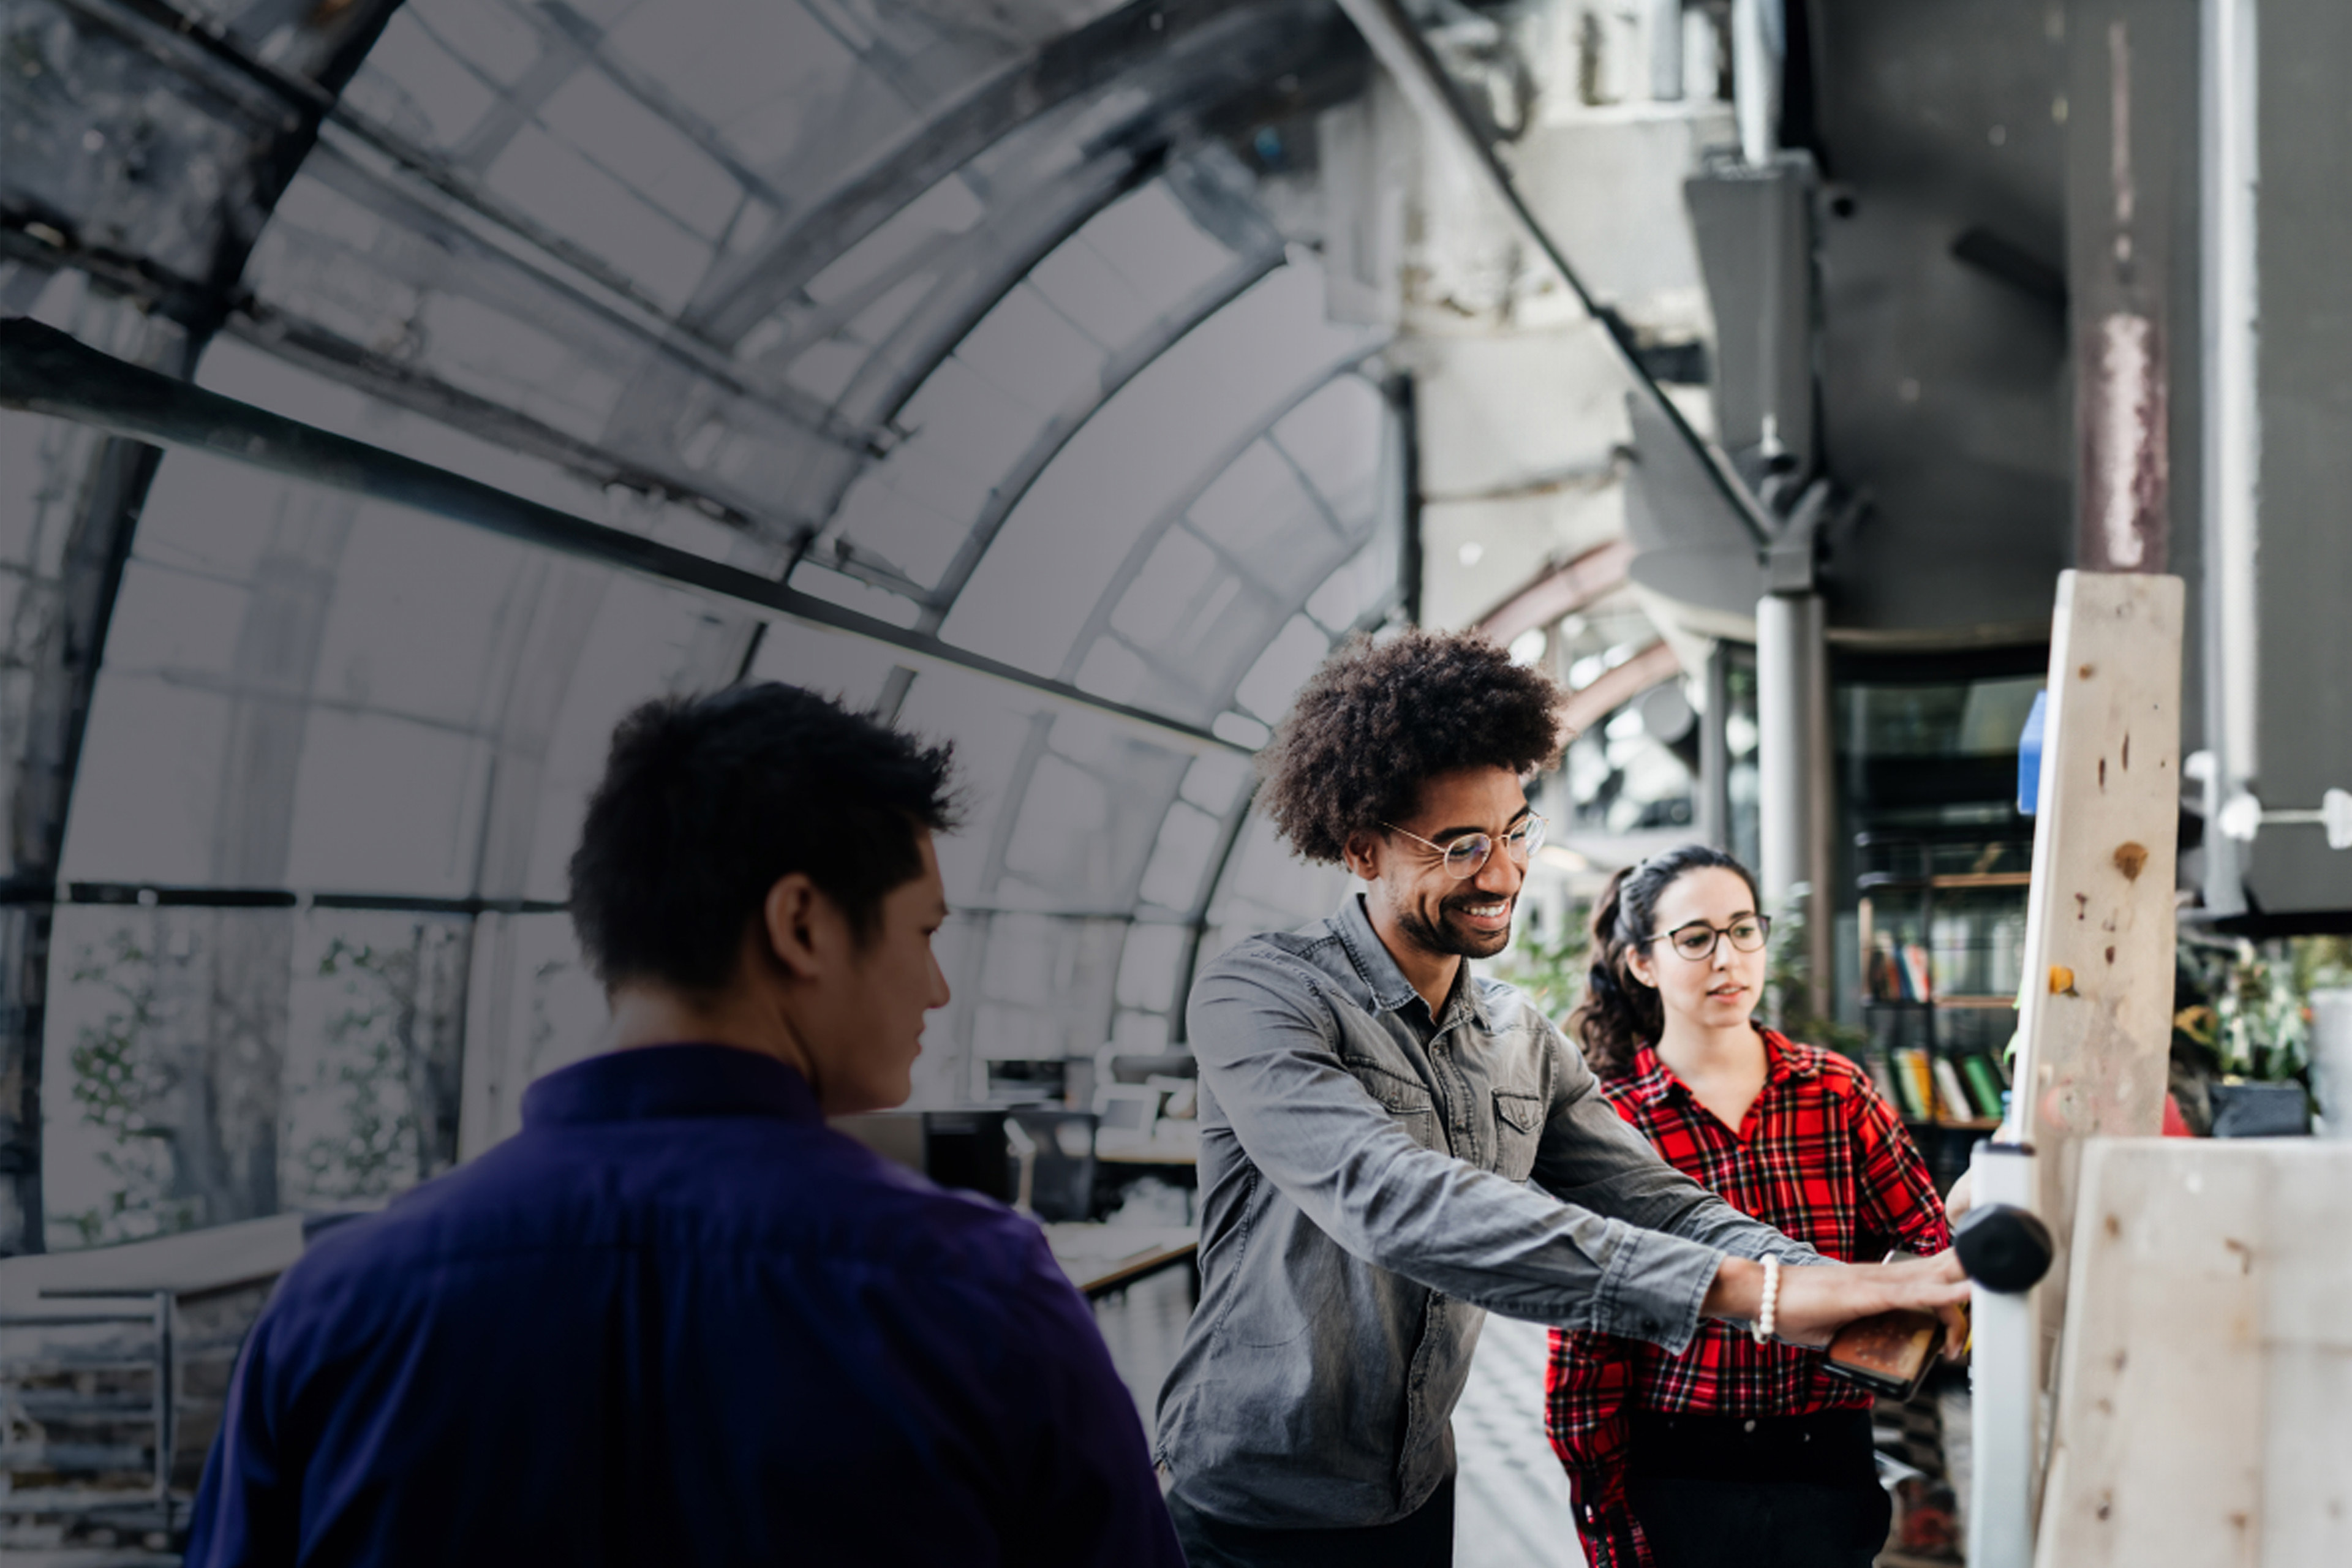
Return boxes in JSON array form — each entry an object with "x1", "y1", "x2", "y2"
[
  {"x1": 1756, "y1": 588, "x2": 1832, "y2": 1020},
  {"x1": 1647, "y1": 0, "x2": 1685, "y2": 102}
]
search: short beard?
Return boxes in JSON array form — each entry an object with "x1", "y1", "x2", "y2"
[{"x1": 1397, "y1": 895, "x2": 1512, "y2": 961}]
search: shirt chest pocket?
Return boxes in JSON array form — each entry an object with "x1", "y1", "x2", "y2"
[
  {"x1": 1343, "y1": 1057, "x2": 1441, "y2": 1152},
  {"x1": 1492, "y1": 1090, "x2": 1545, "y2": 1182}
]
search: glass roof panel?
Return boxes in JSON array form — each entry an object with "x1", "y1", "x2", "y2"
[
  {"x1": 1200, "y1": 809, "x2": 1355, "y2": 968},
  {"x1": 305, "y1": 509, "x2": 534, "y2": 732},
  {"x1": 1074, "y1": 174, "x2": 1239, "y2": 311},
  {"x1": 954, "y1": 282, "x2": 1106, "y2": 415},
  {"x1": 1235, "y1": 614, "x2": 1338, "y2": 724},
  {"x1": 339, "y1": 11, "x2": 500, "y2": 149},
  {"x1": 282, "y1": 713, "x2": 494, "y2": 895},
  {"x1": 1178, "y1": 751, "x2": 1254, "y2": 816},
  {"x1": 965, "y1": 913, "x2": 1125, "y2": 1064},
  {"x1": 1305, "y1": 540, "x2": 1393, "y2": 634},
  {"x1": 58, "y1": 675, "x2": 235, "y2": 887},
  {"x1": 598, "y1": 1, "x2": 866, "y2": 144},
  {"x1": 482, "y1": 126, "x2": 716, "y2": 314},
  {"x1": 516, "y1": 573, "x2": 755, "y2": 903},
  {"x1": 1273, "y1": 375, "x2": 1387, "y2": 526},
  {"x1": 535, "y1": 71, "x2": 744, "y2": 241},
  {"x1": 1114, "y1": 923, "x2": 1189, "y2": 1013},
  {"x1": 1137, "y1": 801, "x2": 1222, "y2": 912},
  {"x1": 742, "y1": 620, "x2": 905, "y2": 710},
  {"x1": 938, "y1": 263, "x2": 1379, "y2": 675},
  {"x1": 402, "y1": 0, "x2": 542, "y2": 88}
]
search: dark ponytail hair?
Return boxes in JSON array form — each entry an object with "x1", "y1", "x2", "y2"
[{"x1": 1572, "y1": 843, "x2": 1764, "y2": 1078}]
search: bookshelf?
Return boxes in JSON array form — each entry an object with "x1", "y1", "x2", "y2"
[{"x1": 1855, "y1": 838, "x2": 2026, "y2": 1134}]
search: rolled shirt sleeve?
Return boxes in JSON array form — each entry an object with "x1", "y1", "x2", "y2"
[{"x1": 1188, "y1": 960, "x2": 1816, "y2": 1354}]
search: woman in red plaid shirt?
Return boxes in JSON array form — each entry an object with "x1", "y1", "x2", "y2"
[{"x1": 1545, "y1": 845, "x2": 1950, "y2": 1568}]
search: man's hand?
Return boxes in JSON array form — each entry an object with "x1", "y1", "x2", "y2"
[{"x1": 1704, "y1": 1252, "x2": 1971, "y2": 1357}]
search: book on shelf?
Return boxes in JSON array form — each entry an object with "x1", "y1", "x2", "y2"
[
  {"x1": 1866, "y1": 940, "x2": 1898, "y2": 1003},
  {"x1": 1931, "y1": 1055, "x2": 1973, "y2": 1123},
  {"x1": 1888, "y1": 1047, "x2": 1936, "y2": 1121},
  {"x1": 1901, "y1": 942, "x2": 1932, "y2": 1003},
  {"x1": 1864, "y1": 1052, "x2": 1903, "y2": 1111},
  {"x1": 1958, "y1": 1052, "x2": 2010, "y2": 1120}
]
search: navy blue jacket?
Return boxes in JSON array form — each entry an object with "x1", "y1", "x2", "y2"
[{"x1": 183, "y1": 1044, "x2": 1180, "y2": 1566}]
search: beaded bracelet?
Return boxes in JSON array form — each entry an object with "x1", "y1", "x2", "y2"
[{"x1": 1752, "y1": 1254, "x2": 1781, "y2": 1346}]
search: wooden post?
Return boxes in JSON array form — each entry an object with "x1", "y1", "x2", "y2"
[{"x1": 2008, "y1": 570, "x2": 2184, "y2": 1379}]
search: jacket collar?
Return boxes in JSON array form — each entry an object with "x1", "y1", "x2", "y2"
[
  {"x1": 521, "y1": 1043, "x2": 823, "y2": 1129},
  {"x1": 1330, "y1": 894, "x2": 1494, "y2": 1031}
]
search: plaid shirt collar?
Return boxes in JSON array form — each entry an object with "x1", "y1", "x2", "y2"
[{"x1": 1620, "y1": 1026, "x2": 1819, "y2": 1113}]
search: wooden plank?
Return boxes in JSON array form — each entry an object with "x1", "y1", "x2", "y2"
[
  {"x1": 2008, "y1": 570, "x2": 2184, "y2": 1376},
  {"x1": 2036, "y1": 1140, "x2": 2352, "y2": 1567}
]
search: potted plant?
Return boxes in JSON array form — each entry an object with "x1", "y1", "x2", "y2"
[{"x1": 2176, "y1": 935, "x2": 2317, "y2": 1137}]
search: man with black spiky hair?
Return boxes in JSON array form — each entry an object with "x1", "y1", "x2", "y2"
[
  {"x1": 1153, "y1": 629, "x2": 1967, "y2": 1566},
  {"x1": 185, "y1": 683, "x2": 1183, "y2": 1568}
]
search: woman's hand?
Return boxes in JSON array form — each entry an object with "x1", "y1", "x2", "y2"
[
  {"x1": 1942, "y1": 1169, "x2": 1975, "y2": 1224},
  {"x1": 1705, "y1": 1252, "x2": 1971, "y2": 1354}
]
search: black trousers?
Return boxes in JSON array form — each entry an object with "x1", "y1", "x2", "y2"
[
  {"x1": 1624, "y1": 1410, "x2": 1891, "y2": 1568},
  {"x1": 1167, "y1": 1476, "x2": 1456, "y2": 1568}
]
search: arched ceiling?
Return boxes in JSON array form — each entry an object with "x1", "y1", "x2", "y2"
[{"x1": 0, "y1": 0, "x2": 1405, "y2": 1245}]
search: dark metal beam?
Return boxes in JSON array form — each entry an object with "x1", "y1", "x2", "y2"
[
  {"x1": 0, "y1": 319, "x2": 1249, "y2": 758},
  {"x1": 0, "y1": 880, "x2": 566, "y2": 916},
  {"x1": 684, "y1": 0, "x2": 1280, "y2": 344},
  {"x1": 0, "y1": 0, "x2": 406, "y2": 1256}
]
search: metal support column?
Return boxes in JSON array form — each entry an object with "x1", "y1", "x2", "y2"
[
  {"x1": 1756, "y1": 586, "x2": 1831, "y2": 1020},
  {"x1": 2199, "y1": 0, "x2": 2261, "y2": 915},
  {"x1": 1699, "y1": 642, "x2": 1733, "y2": 851},
  {"x1": 1731, "y1": 0, "x2": 1783, "y2": 167}
]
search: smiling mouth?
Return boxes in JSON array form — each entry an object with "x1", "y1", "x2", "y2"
[{"x1": 1449, "y1": 899, "x2": 1512, "y2": 927}]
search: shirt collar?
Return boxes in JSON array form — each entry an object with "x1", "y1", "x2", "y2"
[
  {"x1": 521, "y1": 1044, "x2": 823, "y2": 1129},
  {"x1": 1330, "y1": 894, "x2": 1494, "y2": 1031},
  {"x1": 1624, "y1": 1027, "x2": 1814, "y2": 1109}
]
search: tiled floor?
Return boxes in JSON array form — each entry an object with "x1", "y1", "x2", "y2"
[{"x1": 1452, "y1": 1314, "x2": 1586, "y2": 1567}]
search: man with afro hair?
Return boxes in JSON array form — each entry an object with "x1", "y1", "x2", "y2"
[{"x1": 1152, "y1": 629, "x2": 1967, "y2": 1566}]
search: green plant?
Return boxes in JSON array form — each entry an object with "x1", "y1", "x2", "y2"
[
  {"x1": 59, "y1": 928, "x2": 198, "y2": 1245},
  {"x1": 1496, "y1": 901, "x2": 1592, "y2": 1027},
  {"x1": 1764, "y1": 884, "x2": 1868, "y2": 1057},
  {"x1": 2176, "y1": 932, "x2": 2331, "y2": 1082}
]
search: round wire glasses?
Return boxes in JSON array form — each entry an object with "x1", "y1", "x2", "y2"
[{"x1": 1380, "y1": 813, "x2": 1548, "y2": 880}]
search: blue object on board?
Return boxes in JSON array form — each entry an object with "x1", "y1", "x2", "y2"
[{"x1": 2017, "y1": 688, "x2": 2049, "y2": 816}]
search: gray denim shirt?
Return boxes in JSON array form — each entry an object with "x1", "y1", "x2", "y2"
[{"x1": 1153, "y1": 895, "x2": 1820, "y2": 1529}]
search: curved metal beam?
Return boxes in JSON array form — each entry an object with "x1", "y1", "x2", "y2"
[
  {"x1": 685, "y1": 0, "x2": 1292, "y2": 344},
  {"x1": 916, "y1": 244, "x2": 1287, "y2": 625},
  {"x1": 0, "y1": 320, "x2": 1250, "y2": 761},
  {"x1": 1473, "y1": 538, "x2": 1637, "y2": 647},
  {"x1": 1054, "y1": 353, "x2": 1386, "y2": 690},
  {"x1": 1558, "y1": 639, "x2": 1682, "y2": 740}
]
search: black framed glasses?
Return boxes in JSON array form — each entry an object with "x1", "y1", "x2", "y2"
[
  {"x1": 1381, "y1": 813, "x2": 1548, "y2": 880},
  {"x1": 1648, "y1": 915, "x2": 1772, "y2": 961}
]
